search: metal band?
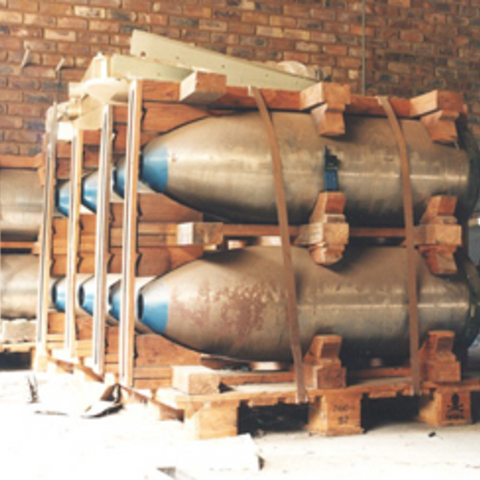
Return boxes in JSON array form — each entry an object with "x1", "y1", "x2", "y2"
[
  {"x1": 378, "y1": 95, "x2": 421, "y2": 395},
  {"x1": 252, "y1": 87, "x2": 307, "y2": 403}
]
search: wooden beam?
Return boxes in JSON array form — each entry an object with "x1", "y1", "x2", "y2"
[
  {"x1": 347, "y1": 95, "x2": 412, "y2": 118},
  {"x1": 142, "y1": 80, "x2": 180, "y2": 103},
  {"x1": 119, "y1": 80, "x2": 143, "y2": 388},
  {"x1": 131, "y1": 30, "x2": 315, "y2": 91},
  {"x1": 36, "y1": 111, "x2": 58, "y2": 357},
  {"x1": 92, "y1": 105, "x2": 113, "y2": 377},
  {"x1": 64, "y1": 127, "x2": 84, "y2": 359},
  {"x1": 0, "y1": 154, "x2": 42, "y2": 169}
]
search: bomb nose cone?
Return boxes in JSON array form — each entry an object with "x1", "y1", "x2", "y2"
[
  {"x1": 137, "y1": 282, "x2": 169, "y2": 334},
  {"x1": 52, "y1": 277, "x2": 67, "y2": 312},
  {"x1": 55, "y1": 172, "x2": 100, "y2": 216},
  {"x1": 108, "y1": 279, "x2": 121, "y2": 320},
  {"x1": 78, "y1": 276, "x2": 96, "y2": 315},
  {"x1": 81, "y1": 171, "x2": 99, "y2": 213},
  {"x1": 140, "y1": 140, "x2": 169, "y2": 194},
  {"x1": 55, "y1": 181, "x2": 71, "y2": 217}
]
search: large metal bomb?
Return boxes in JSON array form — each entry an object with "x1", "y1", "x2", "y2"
[
  {"x1": 0, "y1": 169, "x2": 43, "y2": 241},
  {"x1": 130, "y1": 112, "x2": 480, "y2": 227},
  {"x1": 1, "y1": 255, "x2": 39, "y2": 319},
  {"x1": 137, "y1": 246, "x2": 480, "y2": 362}
]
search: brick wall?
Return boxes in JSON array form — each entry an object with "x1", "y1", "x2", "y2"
[{"x1": 0, "y1": 0, "x2": 479, "y2": 157}]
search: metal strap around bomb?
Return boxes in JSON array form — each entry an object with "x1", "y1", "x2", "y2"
[
  {"x1": 252, "y1": 87, "x2": 307, "y2": 404},
  {"x1": 377, "y1": 96, "x2": 421, "y2": 395}
]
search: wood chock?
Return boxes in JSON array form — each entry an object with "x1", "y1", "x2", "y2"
[
  {"x1": 303, "y1": 335, "x2": 346, "y2": 389},
  {"x1": 410, "y1": 90, "x2": 465, "y2": 144},
  {"x1": 416, "y1": 195, "x2": 461, "y2": 275},
  {"x1": 300, "y1": 82, "x2": 351, "y2": 136},
  {"x1": 172, "y1": 366, "x2": 221, "y2": 395},
  {"x1": 419, "y1": 331, "x2": 461, "y2": 383},
  {"x1": 296, "y1": 191, "x2": 349, "y2": 265},
  {"x1": 307, "y1": 392, "x2": 363, "y2": 436},
  {"x1": 418, "y1": 388, "x2": 472, "y2": 427}
]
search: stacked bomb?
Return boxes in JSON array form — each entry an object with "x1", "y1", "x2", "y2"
[
  {"x1": 0, "y1": 169, "x2": 43, "y2": 344},
  {"x1": 52, "y1": 111, "x2": 480, "y2": 362}
]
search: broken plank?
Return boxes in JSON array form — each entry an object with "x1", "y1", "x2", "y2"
[{"x1": 420, "y1": 110, "x2": 459, "y2": 144}]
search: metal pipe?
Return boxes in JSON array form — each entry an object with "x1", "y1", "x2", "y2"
[
  {"x1": 138, "y1": 246, "x2": 480, "y2": 362},
  {"x1": 134, "y1": 112, "x2": 480, "y2": 227},
  {"x1": 0, "y1": 169, "x2": 43, "y2": 241},
  {"x1": 1, "y1": 254, "x2": 39, "y2": 319}
]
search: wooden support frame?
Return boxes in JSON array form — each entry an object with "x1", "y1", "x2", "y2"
[
  {"x1": 64, "y1": 127, "x2": 84, "y2": 359},
  {"x1": 36, "y1": 106, "x2": 58, "y2": 359},
  {"x1": 91, "y1": 105, "x2": 113, "y2": 376},
  {"x1": 119, "y1": 79, "x2": 143, "y2": 387}
]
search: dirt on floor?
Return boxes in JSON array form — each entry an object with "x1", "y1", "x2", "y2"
[{"x1": 1, "y1": 354, "x2": 480, "y2": 480}]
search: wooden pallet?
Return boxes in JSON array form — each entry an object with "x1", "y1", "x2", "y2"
[{"x1": 120, "y1": 332, "x2": 480, "y2": 439}]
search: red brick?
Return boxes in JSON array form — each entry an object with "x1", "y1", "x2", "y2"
[
  {"x1": 9, "y1": 0, "x2": 38, "y2": 12},
  {"x1": 400, "y1": 31, "x2": 424, "y2": 42},
  {"x1": 74, "y1": 6, "x2": 105, "y2": 18},
  {"x1": 0, "y1": 142, "x2": 20, "y2": 155},
  {"x1": 256, "y1": 26, "x2": 283, "y2": 38},
  {"x1": 8, "y1": 103, "x2": 44, "y2": 117},
  {"x1": 4, "y1": 130, "x2": 42, "y2": 143},
  {"x1": 241, "y1": 11, "x2": 269, "y2": 24},
  {"x1": 23, "y1": 14, "x2": 56, "y2": 26},
  {"x1": 138, "y1": 13, "x2": 168, "y2": 26},
  {"x1": 0, "y1": 113, "x2": 23, "y2": 127},
  {"x1": 45, "y1": 29, "x2": 76, "y2": 42},
  {"x1": 296, "y1": 41, "x2": 320, "y2": 52},
  {"x1": 199, "y1": 19, "x2": 227, "y2": 31},
  {"x1": 40, "y1": 4, "x2": 73, "y2": 15},
  {"x1": 0, "y1": 11, "x2": 23, "y2": 23},
  {"x1": 57, "y1": 17, "x2": 88, "y2": 30},
  {"x1": 123, "y1": 0, "x2": 151, "y2": 10},
  {"x1": 283, "y1": 51, "x2": 310, "y2": 63},
  {"x1": 270, "y1": 15, "x2": 296, "y2": 28},
  {"x1": 323, "y1": 44, "x2": 348, "y2": 56},
  {"x1": 284, "y1": 28, "x2": 310, "y2": 41}
]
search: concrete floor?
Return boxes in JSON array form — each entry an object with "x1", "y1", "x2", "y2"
[{"x1": 1, "y1": 357, "x2": 480, "y2": 480}]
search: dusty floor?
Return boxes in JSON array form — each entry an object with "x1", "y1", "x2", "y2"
[{"x1": 1, "y1": 355, "x2": 480, "y2": 480}]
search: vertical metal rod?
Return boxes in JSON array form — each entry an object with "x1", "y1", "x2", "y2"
[
  {"x1": 36, "y1": 104, "x2": 58, "y2": 355},
  {"x1": 92, "y1": 105, "x2": 113, "y2": 375},
  {"x1": 252, "y1": 87, "x2": 307, "y2": 404},
  {"x1": 119, "y1": 80, "x2": 143, "y2": 387},
  {"x1": 378, "y1": 96, "x2": 421, "y2": 395}
]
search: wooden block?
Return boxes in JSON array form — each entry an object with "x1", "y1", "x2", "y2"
[
  {"x1": 176, "y1": 222, "x2": 224, "y2": 246},
  {"x1": 415, "y1": 224, "x2": 462, "y2": 246},
  {"x1": 296, "y1": 222, "x2": 349, "y2": 247},
  {"x1": 142, "y1": 103, "x2": 209, "y2": 133},
  {"x1": 410, "y1": 90, "x2": 464, "y2": 117},
  {"x1": 310, "y1": 103, "x2": 345, "y2": 136},
  {"x1": 300, "y1": 82, "x2": 351, "y2": 110},
  {"x1": 134, "y1": 366, "x2": 172, "y2": 380},
  {"x1": 172, "y1": 366, "x2": 220, "y2": 395},
  {"x1": 307, "y1": 393, "x2": 363, "y2": 436},
  {"x1": 418, "y1": 245, "x2": 458, "y2": 275},
  {"x1": 418, "y1": 389, "x2": 471, "y2": 426},
  {"x1": 347, "y1": 95, "x2": 412, "y2": 118},
  {"x1": 142, "y1": 80, "x2": 180, "y2": 103},
  {"x1": 180, "y1": 71, "x2": 227, "y2": 105},
  {"x1": 0, "y1": 154, "x2": 42, "y2": 169},
  {"x1": 214, "y1": 86, "x2": 301, "y2": 110},
  {"x1": 308, "y1": 245, "x2": 345, "y2": 265},
  {"x1": 420, "y1": 196, "x2": 457, "y2": 224},
  {"x1": 419, "y1": 331, "x2": 461, "y2": 383},
  {"x1": 420, "y1": 110, "x2": 459, "y2": 144},
  {"x1": 184, "y1": 401, "x2": 239, "y2": 440},
  {"x1": 310, "y1": 192, "x2": 346, "y2": 221},
  {"x1": 135, "y1": 334, "x2": 201, "y2": 367},
  {"x1": 303, "y1": 335, "x2": 346, "y2": 389}
]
